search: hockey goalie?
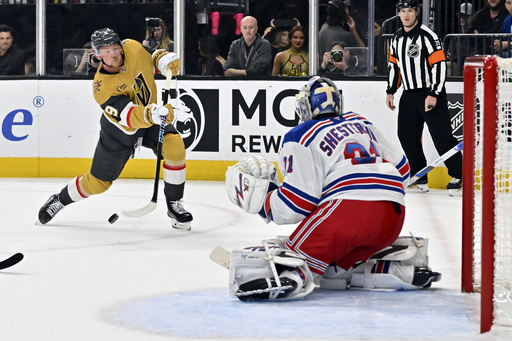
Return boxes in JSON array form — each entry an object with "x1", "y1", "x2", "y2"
[{"x1": 221, "y1": 76, "x2": 441, "y2": 301}]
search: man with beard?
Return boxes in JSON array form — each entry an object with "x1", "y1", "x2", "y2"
[{"x1": 467, "y1": 0, "x2": 508, "y2": 34}]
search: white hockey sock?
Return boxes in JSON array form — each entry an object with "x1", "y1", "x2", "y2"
[
  {"x1": 163, "y1": 163, "x2": 186, "y2": 185},
  {"x1": 65, "y1": 175, "x2": 90, "y2": 203}
]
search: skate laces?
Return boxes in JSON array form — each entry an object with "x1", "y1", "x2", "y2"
[
  {"x1": 170, "y1": 200, "x2": 187, "y2": 214},
  {"x1": 46, "y1": 198, "x2": 64, "y2": 217}
]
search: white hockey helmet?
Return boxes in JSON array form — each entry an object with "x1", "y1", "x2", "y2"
[{"x1": 295, "y1": 76, "x2": 342, "y2": 123}]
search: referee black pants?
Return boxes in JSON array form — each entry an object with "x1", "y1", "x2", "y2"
[{"x1": 397, "y1": 88, "x2": 463, "y2": 183}]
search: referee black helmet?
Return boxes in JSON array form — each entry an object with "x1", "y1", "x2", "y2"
[{"x1": 396, "y1": 0, "x2": 421, "y2": 12}]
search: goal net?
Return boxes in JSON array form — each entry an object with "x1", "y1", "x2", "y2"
[{"x1": 462, "y1": 55, "x2": 512, "y2": 333}]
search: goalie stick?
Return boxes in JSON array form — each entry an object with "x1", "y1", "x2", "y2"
[
  {"x1": 0, "y1": 253, "x2": 24, "y2": 270},
  {"x1": 121, "y1": 73, "x2": 176, "y2": 217},
  {"x1": 210, "y1": 246, "x2": 231, "y2": 269},
  {"x1": 407, "y1": 141, "x2": 463, "y2": 187}
]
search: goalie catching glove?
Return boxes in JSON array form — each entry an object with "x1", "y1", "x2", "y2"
[
  {"x1": 144, "y1": 103, "x2": 175, "y2": 125},
  {"x1": 152, "y1": 49, "x2": 180, "y2": 77},
  {"x1": 225, "y1": 155, "x2": 279, "y2": 221}
]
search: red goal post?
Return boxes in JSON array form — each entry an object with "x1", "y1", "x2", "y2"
[{"x1": 462, "y1": 55, "x2": 512, "y2": 333}]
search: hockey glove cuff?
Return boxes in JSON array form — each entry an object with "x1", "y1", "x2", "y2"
[{"x1": 152, "y1": 50, "x2": 180, "y2": 76}]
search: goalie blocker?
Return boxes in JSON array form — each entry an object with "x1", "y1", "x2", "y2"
[{"x1": 228, "y1": 236, "x2": 441, "y2": 301}]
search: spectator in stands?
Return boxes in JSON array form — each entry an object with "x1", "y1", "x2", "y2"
[
  {"x1": 319, "y1": 0, "x2": 361, "y2": 57},
  {"x1": 224, "y1": 16, "x2": 272, "y2": 76},
  {"x1": 24, "y1": 56, "x2": 35, "y2": 76},
  {"x1": 75, "y1": 42, "x2": 99, "y2": 75},
  {"x1": 318, "y1": 41, "x2": 350, "y2": 75},
  {"x1": 272, "y1": 25, "x2": 308, "y2": 76},
  {"x1": 494, "y1": 0, "x2": 512, "y2": 57},
  {"x1": 0, "y1": 24, "x2": 25, "y2": 75},
  {"x1": 459, "y1": 2, "x2": 474, "y2": 33},
  {"x1": 446, "y1": 2, "x2": 475, "y2": 76},
  {"x1": 262, "y1": 18, "x2": 300, "y2": 61},
  {"x1": 373, "y1": 18, "x2": 385, "y2": 73},
  {"x1": 467, "y1": 0, "x2": 508, "y2": 34},
  {"x1": 198, "y1": 35, "x2": 225, "y2": 76},
  {"x1": 374, "y1": 19, "x2": 384, "y2": 43},
  {"x1": 142, "y1": 18, "x2": 174, "y2": 52},
  {"x1": 271, "y1": 30, "x2": 290, "y2": 57},
  {"x1": 341, "y1": 0, "x2": 366, "y2": 47}
]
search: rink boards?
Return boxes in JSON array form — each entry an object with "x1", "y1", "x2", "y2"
[{"x1": 0, "y1": 78, "x2": 463, "y2": 185}]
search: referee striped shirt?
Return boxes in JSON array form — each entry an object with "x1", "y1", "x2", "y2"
[{"x1": 386, "y1": 23, "x2": 447, "y2": 97}]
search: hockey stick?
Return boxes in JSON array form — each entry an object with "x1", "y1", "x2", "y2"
[
  {"x1": 407, "y1": 141, "x2": 463, "y2": 187},
  {"x1": 0, "y1": 253, "x2": 23, "y2": 270},
  {"x1": 210, "y1": 246, "x2": 231, "y2": 269},
  {"x1": 121, "y1": 73, "x2": 176, "y2": 217}
]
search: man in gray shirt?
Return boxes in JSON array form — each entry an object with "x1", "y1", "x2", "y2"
[
  {"x1": 224, "y1": 16, "x2": 272, "y2": 76},
  {"x1": 318, "y1": 0, "x2": 360, "y2": 57}
]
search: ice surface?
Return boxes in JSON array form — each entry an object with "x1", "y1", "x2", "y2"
[{"x1": 0, "y1": 178, "x2": 510, "y2": 340}]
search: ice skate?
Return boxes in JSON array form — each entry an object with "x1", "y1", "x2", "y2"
[
  {"x1": 36, "y1": 194, "x2": 65, "y2": 225},
  {"x1": 167, "y1": 200, "x2": 193, "y2": 231},
  {"x1": 447, "y1": 178, "x2": 462, "y2": 197}
]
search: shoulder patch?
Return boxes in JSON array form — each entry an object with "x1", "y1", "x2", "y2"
[{"x1": 93, "y1": 79, "x2": 102, "y2": 93}]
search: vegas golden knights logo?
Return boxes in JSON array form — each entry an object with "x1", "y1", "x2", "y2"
[{"x1": 133, "y1": 72, "x2": 151, "y2": 106}]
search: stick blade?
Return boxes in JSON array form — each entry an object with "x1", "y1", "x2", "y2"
[
  {"x1": 0, "y1": 253, "x2": 24, "y2": 270},
  {"x1": 121, "y1": 201, "x2": 157, "y2": 218},
  {"x1": 210, "y1": 246, "x2": 231, "y2": 269}
]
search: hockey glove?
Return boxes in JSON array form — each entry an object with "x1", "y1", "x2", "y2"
[
  {"x1": 225, "y1": 155, "x2": 279, "y2": 218},
  {"x1": 152, "y1": 49, "x2": 180, "y2": 76},
  {"x1": 144, "y1": 103, "x2": 175, "y2": 125}
]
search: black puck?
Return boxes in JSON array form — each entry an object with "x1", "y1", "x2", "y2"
[{"x1": 108, "y1": 213, "x2": 119, "y2": 224}]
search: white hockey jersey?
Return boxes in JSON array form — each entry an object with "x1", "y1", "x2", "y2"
[{"x1": 266, "y1": 111, "x2": 410, "y2": 225}]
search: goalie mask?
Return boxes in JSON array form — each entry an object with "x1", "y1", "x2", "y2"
[{"x1": 295, "y1": 76, "x2": 342, "y2": 123}]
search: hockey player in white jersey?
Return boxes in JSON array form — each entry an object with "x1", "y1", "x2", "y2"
[{"x1": 223, "y1": 76, "x2": 441, "y2": 301}]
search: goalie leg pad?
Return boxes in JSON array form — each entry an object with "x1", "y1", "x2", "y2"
[
  {"x1": 229, "y1": 243, "x2": 315, "y2": 301},
  {"x1": 370, "y1": 236, "x2": 429, "y2": 268},
  {"x1": 351, "y1": 260, "x2": 417, "y2": 290},
  {"x1": 237, "y1": 276, "x2": 298, "y2": 301}
]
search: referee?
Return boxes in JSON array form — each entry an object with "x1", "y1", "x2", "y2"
[{"x1": 385, "y1": 0, "x2": 462, "y2": 195}]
